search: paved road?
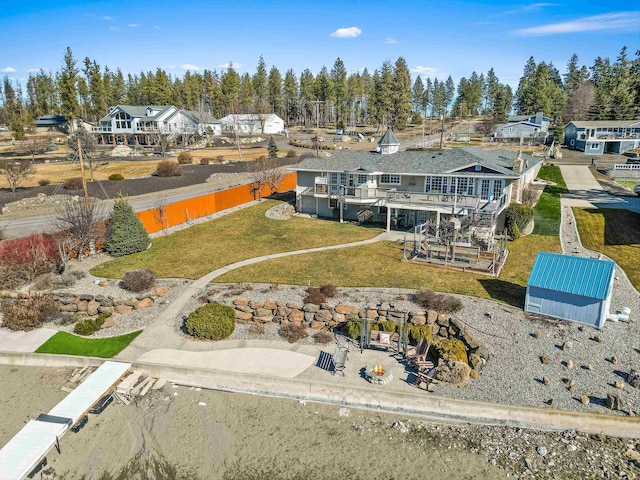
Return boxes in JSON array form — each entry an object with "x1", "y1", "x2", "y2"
[
  {"x1": 560, "y1": 165, "x2": 640, "y2": 212},
  {"x1": 0, "y1": 172, "x2": 254, "y2": 239}
]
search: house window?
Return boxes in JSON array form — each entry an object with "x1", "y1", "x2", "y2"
[
  {"x1": 380, "y1": 174, "x2": 400, "y2": 184},
  {"x1": 493, "y1": 180, "x2": 503, "y2": 200},
  {"x1": 590, "y1": 143, "x2": 600, "y2": 150},
  {"x1": 357, "y1": 174, "x2": 368, "y2": 185},
  {"x1": 456, "y1": 178, "x2": 469, "y2": 195},
  {"x1": 449, "y1": 178, "x2": 456, "y2": 194},
  {"x1": 329, "y1": 173, "x2": 338, "y2": 185},
  {"x1": 481, "y1": 179, "x2": 490, "y2": 200},
  {"x1": 426, "y1": 176, "x2": 444, "y2": 193},
  {"x1": 329, "y1": 199, "x2": 345, "y2": 209}
]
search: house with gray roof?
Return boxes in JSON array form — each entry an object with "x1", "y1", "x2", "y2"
[
  {"x1": 93, "y1": 105, "x2": 220, "y2": 144},
  {"x1": 493, "y1": 112, "x2": 550, "y2": 142},
  {"x1": 564, "y1": 120, "x2": 640, "y2": 155},
  {"x1": 292, "y1": 127, "x2": 542, "y2": 236}
]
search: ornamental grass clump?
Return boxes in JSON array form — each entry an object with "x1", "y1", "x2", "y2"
[
  {"x1": 185, "y1": 303, "x2": 235, "y2": 340},
  {"x1": 415, "y1": 289, "x2": 463, "y2": 314},
  {"x1": 279, "y1": 323, "x2": 308, "y2": 343},
  {"x1": 120, "y1": 269, "x2": 156, "y2": 293},
  {"x1": 103, "y1": 196, "x2": 150, "y2": 257},
  {"x1": 1, "y1": 293, "x2": 59, "y2": 331}
]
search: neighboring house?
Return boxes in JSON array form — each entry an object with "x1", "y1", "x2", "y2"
[
  {"x1": 34, "y1": 114, "x2": 67, "y2": 128},
  {"x1": 525, "y1": 252, "x2": 615, "y2": 329},
  {"x1": 219, "y1": 113, "x2": 284, "y2": 135},
  {"x1": 564, "y1": 120, "x2": 640, "y2": 155},
  {"x1": 292, "y1": 127, "x2": 542, "y2": 235},
  {"x1": 93, "y1": 105, "x2": 220, "y2": 144},
  {"x1": 493, "y1": 112, "x2": 550, "y2": 142}
]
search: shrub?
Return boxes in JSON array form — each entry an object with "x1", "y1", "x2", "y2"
[
  {"x1": 185, "y1": 303, "x2": 235, "y2": 340},
  {"x1": 216, "y1": 155, "x2": 224, "y2": 162},
  {"x1": 415, "y1": 290, "x2": 463, "y2": 313},
  {"x1": 1, "y1": 293, "x2": 59, "y2": 331},
  {"x1": 279, "y1": 323, "x2": 308, "y2": 343},
  {"x1": 345, "y1": 317, "x2": 363, "y2": 340},
  {"x1": 200, "y1": 157, "x2": 211, "y2": 165},
  {"x1": 522, "y1": 186, "x2": 538, "y2": 206},
  {"x1": 103, "y1": 196, "x2": 150, "y2": 257},
  {"x1": 286, "y1": 150, "x2": 297, "y2": 158},
  {"x1": 205, "y1": 142, "x2": 212, "y2": 148},
  {"x1": 375, "y1": 320, "x2": 397, "y2": 332},
  {"x1": 120, "y1": 269, "x2": 156, "y2": 292},
  {"x1": 505, "y1": 203, "x2": 533, "y2": 237},
  {"x1": 38, "y1": 179, "x2": 51, "y2": 186},
  {"x1": 313, "y1": 330, "x2": 333, "y2": 344},
  {"x1": 408, "y1": 325, "x2": 433, "y2": 345},
  {"x1": 432, "y1": 338, "x2": 468, "y2": 364},
  {"x1": 156, "y1": 160, "x2": 182, "y2": 177},
  {"x1": 303, "y1": 287, "x2": 326, "y2": 305},
  {"x1": 0, "y1": 234, "x2": 60, "y2": 289},
  {"x1": 319, "y1": 284, "x2": 338, "y2": 298},
  {"x1": 434, "y1": 359, "x2": 471, "y2": 384},
  {"x1": 73, "y1": 313, "x2": 109, "y2": 336},
  {"x1": 108, "y1": 173, "x2": 125, "y2": 181},
  {"x1": 63, "y1": 177, "x2": 83, "y2": 190},
  {"x1": 177, "y1": 152, "x2": 193, "y2": 164}
]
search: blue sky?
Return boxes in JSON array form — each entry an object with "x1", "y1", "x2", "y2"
[{"x1": 0, "y1": 0, "x2": 638, "y2": 89}]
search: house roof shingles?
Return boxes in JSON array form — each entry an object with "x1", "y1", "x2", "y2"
[
  {"x1": 292, "y1": 147, "x2": 541, "y2": 178},
  {"x1": 378, "y1": 127, "x2": 399, "y2": 146},
  {"x1": 568, "y1": 120, "x2": 640, "y2": 129}
]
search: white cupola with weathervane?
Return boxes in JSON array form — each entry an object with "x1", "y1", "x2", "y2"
[{"x1": 377, "y1": 126, "x2": 400, "y2": 154}]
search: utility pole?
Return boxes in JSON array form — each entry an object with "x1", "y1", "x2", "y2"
[
  {"x1": 439, "y1": 109, "x2": 446, "y2": 150},
  {"x1": 77, "y1": 138, "x2": 90, "y2": 213},
  {"x1": 312, "y1": 100, "x2": 324, "y2": 157}
]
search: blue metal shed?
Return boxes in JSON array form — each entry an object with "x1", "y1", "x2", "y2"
[{"x1": 525, "y1": 252, "x2": 615, "y2": 329}]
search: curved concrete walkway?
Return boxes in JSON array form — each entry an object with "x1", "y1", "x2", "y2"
[{"x1": 115, "y1": 232, "x2": 394, "y2": 361}]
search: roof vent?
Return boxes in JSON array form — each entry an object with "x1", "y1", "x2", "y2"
[{"x1": 475, "y1": 165, "x2": 481, "y2": 171}]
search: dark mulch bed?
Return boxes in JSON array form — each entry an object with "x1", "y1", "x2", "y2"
[{"x1": 0, "y1": 158, "x2": 300, "y2": 210}]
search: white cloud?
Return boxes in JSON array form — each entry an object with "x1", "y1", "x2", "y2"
[
  {"x1": 219, "y1": 62, "x2": 242, "y2": 69},
  {"x1": 330, "y1": 27, "x2": 362, "y2": 38},
  {"x1": 410, "y1": 65, "x2": 439, "y2": 77},
  {"x1": 503, "y1": 3, "x2": 557, "y2": 14},
  {"x1": 1, "y1": 67, "x2": 17, "y2": 74},
  {"x1": 514, "y1": 11, "x2": 640, "y2": 35},
  {"x1": 99, "y1": 15, "x2": 114, "y2": 21},
  {"x1": 168, "y1": 65, "x2": 176, "y2": 70},
  {"x1": 108, "y1": 26, "x2": 119, "y2": 32},
  {"x1": 128, "y1": 23, "x2": 139, "y2": 27},
  {"x1": 181, "y1": 64, "x2": 203, "y2": 71},
  {"x1": 385, "y1": 37, "x2": 398, "y2": 44}
]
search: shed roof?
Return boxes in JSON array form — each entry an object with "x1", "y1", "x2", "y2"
[
  {"x1": 528, "y1": 252, "x2": 615, "y2": 300},
  {"x1": 378, "y1": 127, "x2": 399, "y2": 146}
]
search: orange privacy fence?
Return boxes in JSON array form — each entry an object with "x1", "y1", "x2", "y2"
[{"x1": 136, "y1": 172, "x2": 297, "y2": 234}]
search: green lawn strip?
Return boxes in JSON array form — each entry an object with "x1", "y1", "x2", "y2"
[
  {"x1": 532, "y1": 165, "x2": 568, "y2": 236},
  {"x1": 618, "y1": 181, "x2": 637, "y2": 190},
  {"x1": 90, "y1": 200, "x2": 380, "y2": 280},
  {"x1": 35, "y1": 330, "x2": 142, "y2": 358},
  {"x1": 573, "y1": 208, "x2": 640, "y2": 290}
]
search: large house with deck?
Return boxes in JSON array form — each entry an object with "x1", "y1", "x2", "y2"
[
  {"x1": 292, "y1": 128, "x2": 542, "y2": 237},
  {"x1": 93, "y1": 105, "x2": 220, "y2": 144},
  {"x1": 564, "y1": 120, "x2": 640, "y2": 155},
  {"x1": 493, "y1": 112, "x2": 550, "y2": 142}
]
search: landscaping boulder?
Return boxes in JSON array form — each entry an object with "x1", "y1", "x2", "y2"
[
  {"x1": 629, "y1": 369, "x2": 640, "y2": 389},
  {"x1": 315, "y1": 309, "x2": 333, "y2": 323},
  {"x1": 136, "y1": 298, "x2": 154, "y2": 310},
  {"x1": 303, "y1": 303, "x2": 319, "y2": 313},
  {"x1": 606, "y1": 393, "x2": 623, "y2": 411},
  {"x1": 289, "y1": 310, "x2": 304, "y2": 322},
  {"x1": 234, "y1": 311, "x2": 253, "y2": 322},
  {"x1": 426, "y1": 310, "x2": 438, "y2": 324},
  {"x1": 335, "y1": 304, "x2": 359, "y2": 315}
]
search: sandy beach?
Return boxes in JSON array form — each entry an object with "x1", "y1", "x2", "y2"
[{"x1": 1, "y1": 365, "x2": 638, "y2": 480}]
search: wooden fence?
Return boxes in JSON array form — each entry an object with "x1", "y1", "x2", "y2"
[{"x1": 136, "y1": 172, "x2": 297, "y2": 233}]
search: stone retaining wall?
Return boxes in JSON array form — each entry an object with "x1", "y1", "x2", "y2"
[
  {"x1": 0, "y1": 287, "x2": 170, "y2": 320},
  {"x1": 607, "y1": 169, "x2": 640, "y2": 181},
  {"x1": 218, "y1": 296, "x2": 489, "y2": 368}
]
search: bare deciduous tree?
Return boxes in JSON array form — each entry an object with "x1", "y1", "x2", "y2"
[
  {"x1": 53, "y1": 197, "x2": 107, "y2": 269},
  {"x1": 152, "y1": 195, "x2": 169, "y2": 234},
  {"x1": 0, "y1": 159, "x2": 36, "y2": 192},
  {"x1": 249, "y1": 157, "x2": 285, "y2": 201},
  {"x1": 20, "y1": 139, "x2": 48, "y2": 161},
  {"x1": 68, "y1": 125, "x2": 100, "y2": 180},
  {"x1": 563, "y1": 80, "x2": 596, "y2": 122}
]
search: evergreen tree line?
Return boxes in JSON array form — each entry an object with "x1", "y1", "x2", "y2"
[{"x1": 0, "y1": 46, "x2": 637, "y2": 135}]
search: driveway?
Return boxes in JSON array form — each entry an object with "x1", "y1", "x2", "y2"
[{"x1": 559, "y1": 165, "x2": 640, "y2": 212}]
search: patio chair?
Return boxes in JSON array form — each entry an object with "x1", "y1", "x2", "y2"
[
  {"x1": 405, "y1": 338, "x2": 429, "y2": 363},
  {"x1": 413, "y1": 366, "x2": 438, "y2": 391},
  {"x1": 332, "y1": 344, "x2": 349, "y2": 376}
]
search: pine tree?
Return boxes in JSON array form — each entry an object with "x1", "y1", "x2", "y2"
[
  {"x1": 253, "y1": 56, "x2": 268, "y2": 113},
  {"x1": 268, "y1": 66, "x2": 283, "y2": 116},
  {"x1": 104, "y1": 196, "x2": 150, "y2": 257},
  {"x1": 330, "y1": 58, "x2": 348, "y2": 125},
  {"x1": 391, "y1": 57, "x2": 412, "y2": 129},
  {"x1": 268, "y1": 136, "x2": 278, "y2": 159},
  {"x1": 58, "y1": 47, "x2": 80, "y2": 118}
]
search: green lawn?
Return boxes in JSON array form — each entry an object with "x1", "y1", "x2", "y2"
[
  {"x1": 35, "y1": 330, "x2": 142, "y2": 358},
  {"x1": 532, "y1": 165, "x2": 568, "y2": 236},
  {"x1": 91, "y1": 200, "x2": 380, "y2": 279},
  {"x1": 618, "y1": 181, "x2": 637, "y2": 190},
  {"x1": 215, "y1": 168, "x2": 566, "y2": 307},
  {"x1": 573, "y1": 208, "x2": 640, "y2": 290}
]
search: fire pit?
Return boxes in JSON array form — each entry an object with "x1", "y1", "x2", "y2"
[{"x1": 364, "y1": 363, "x2": 393, "y2": 385}]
